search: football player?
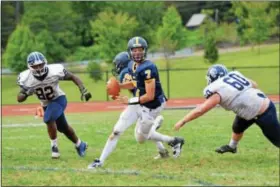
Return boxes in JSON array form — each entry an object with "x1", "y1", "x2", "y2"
[
  {"x1": 17, "y1": 51, "x2": 92, "y2": 158},
  {"x1": 117, "y1": 36, "x2": 185, "y2": 157},
  {"x1": 88, "y1": 51, "x2": 168, "y2": 169},
  {"x1": 174, "y1": 64, "x2": 280, "y2": 153}
]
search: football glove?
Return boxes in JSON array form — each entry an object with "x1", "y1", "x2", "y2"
[{"x1": 80, "y1": 87, "x2": 92, "y2": 101}]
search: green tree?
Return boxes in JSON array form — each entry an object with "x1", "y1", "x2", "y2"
[
  {"x1": 1, "y1": 2, "x2": 24, "y2": 52},
  {"x1": 201, "y1": 18, "x2": 219, "y2": 64},
  {"x1": 107, "y1": 2, "x2": 165, "y2": 48},
  {"x1": 3, "y1": 25, "x2": 39, "y2": 73},
  {"x1": 244, "y1": 2, "x2": 272, "y2": 53},
  {"x1": 156, "y1": 6, "x2": 187, "y2": 57},
  {"x1": 90, "y1": 10, "x2": 138, "y2": 63},
  {"x1": 21, "y1": 2, "x2": 80, "y2": 62},
  {"x1": 87, "y1": 61, "x2": 103, "y2": 82}
]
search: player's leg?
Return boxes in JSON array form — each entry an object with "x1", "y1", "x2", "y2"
[
  {"x1": 88, "y1": 105, "x2": 139, "y2": 169},
  {"x1": 215, "y1": 115, "x2": 255, "y2": 154},
  {"x1": 135, "y1": 105, "x2": 184, "y2": 158},
  {"x1": 55, "y1": 95, "x2": 88, "y2": 157},
  {"x1": 55, "y1": 113, "x2": 88, "y2": 157},
  {"x1": 255, "y1": 101, "x2": 280, "y2": 148},
  {"x1": 43, "y1": 103, "x2": 62, "y2": 159},
  {"x1": 150, "y1": 115, "x2": 169, "y2": 159}
]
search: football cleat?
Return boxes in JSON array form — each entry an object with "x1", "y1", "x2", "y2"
[
  {"x1": 51, "y1": 146, "x2": 60, "y2": 159},
  {"x1": 215, "y1": 145, "x2": 237, "y2": 154},
  {"x1": 168, "y1": 137, "x2": 185, "y2": 158},
  {"x1": 154, "y1": 149, "x2": 169, "y2": 160},
  {"x1": 76, "y1": 141, "x2": 88, "y2": 157},
  {"x1": 88, "y1": 159, "x2": 103, "y2": 169}
]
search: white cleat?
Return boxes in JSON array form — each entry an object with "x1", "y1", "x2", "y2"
[
  {"x1": 51, "y1": 146, "x2": 60, "y2": 159},
  {"x1": 88, "y1": 159, "x2": 103, "y2": 169}
]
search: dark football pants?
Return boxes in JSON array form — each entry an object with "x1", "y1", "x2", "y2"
[{"x1": 232, "y1": 101, "x2": 280, "y2": 148}]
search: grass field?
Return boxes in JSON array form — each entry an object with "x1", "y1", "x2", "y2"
[
  {"x1": 2, "y1": 44, "x2": 279, "y2": 105},
  {"x1": 2, "y1": 107, "x2": 279, "y2": 186}
]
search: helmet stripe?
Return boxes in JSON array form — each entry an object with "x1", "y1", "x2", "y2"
[{"x1": 135, "y1": 37, "x2": 139, "y2": 45}]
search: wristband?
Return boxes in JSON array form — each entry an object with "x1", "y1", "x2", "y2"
[{"x1": 128, "y1": 97, "x2": 140, "y2": 105}]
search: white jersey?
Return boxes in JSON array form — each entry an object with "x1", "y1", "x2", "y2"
[
  {"x1": 17, "y1": 64, "x2": 66, "y2": 106},
  {"x1": 203, "y1": 71, "x2": 266, "y2": 120}
]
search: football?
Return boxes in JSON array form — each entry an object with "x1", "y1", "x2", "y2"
[{"x1": 106, "y1": 77, "x2": 120, "y2": 99}]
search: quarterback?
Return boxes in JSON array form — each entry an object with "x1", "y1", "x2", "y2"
[{"x1": 88, "y1": 51, "x2": 168, "y2": 169}]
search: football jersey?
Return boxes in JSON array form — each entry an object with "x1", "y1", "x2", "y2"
[
  {"x1": 17, "y1": 64, "x2": 66, "y2": 106},
  {"x1": 128, "y1": 60, "x2": 165, "y2": 109},
  {"x1": 203, "y1": 71, "x2": 266, "y2": 120},
  {"x1": 119, "y1": 67, "x2": 136, "y2": 96}
]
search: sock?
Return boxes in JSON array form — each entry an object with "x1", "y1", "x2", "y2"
[
  {"x1": 99, "y1": 137, "x2": 119, "y2": 164},
  {"x1": 155, "y1": 141, "x2": 166, "y2": 152},
  {"x1": 75, "y1": 139, "x2": 81, "y2": 148},
  {"x1": 50, "y1": 138, "x2": 58, "y2": 147},
  {"x1": 229, "y1": 138, "x2": 238, "y2": 149},
  {"x1": 149, "y1": 130, "x2": 174, "y2": 143}
]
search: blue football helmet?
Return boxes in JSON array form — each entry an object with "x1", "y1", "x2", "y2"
[
  {"x1": 206, "y1": 64, "x2": 228, "y2": 85},
  {"x1": 112, "y1": 51, "x2": 130, "y2": 76},
  {"x1": 127, "y1": 36, "x2": 148, "y2": 62},
  {"x1": 27, "y1": 51, "x2": 48, "y2": 77}
]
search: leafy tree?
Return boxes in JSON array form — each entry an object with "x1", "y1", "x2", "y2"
[
  {"x1": 90, "y1": 10, "x2": 138, "y2": 63},
  {"x1": 156, "y1": 6, "x2": 187, "y2": 57},
  {"x1": 1, "y1": 2, "x2": 24, "y2": 51},
  {"x1": 21, "y1": 2, "x2": 80, "y2": 62},
  {"x1": 3, "y1": 25, "x2": 39, "y2": 73},
  {"x1": 200, "y1": 16, "x2": 219, "y2": 64},
  {"x1": 107, "y1": 2, "x2": 165, "y2": 47},
  {"x1": 87, "y1": 61, "x2": 103, "y2": 82}
]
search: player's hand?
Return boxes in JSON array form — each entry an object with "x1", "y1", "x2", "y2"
[
  {"x1": 80, "y1": 87, "x2": 92, "y2": 101},
  {"x1": 174, "y1": 119, "x2": 185, "y2": 131},
  {"x1": 116, "y1": 95, "x2": 129, "y2": 104},
  {"x1": 25, "y1": 87, "x2": 34, "y2": 96}
]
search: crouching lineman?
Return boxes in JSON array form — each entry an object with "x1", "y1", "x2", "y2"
[
  {"x1": 174, "y1": 64, "x2": 280, "y2": 153},
  {"x1": 17, "y1": 51, "x2": 92, "y2": 158}
]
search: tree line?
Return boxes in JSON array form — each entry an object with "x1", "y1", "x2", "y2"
[{"x1": 1, "y1": 1, "x2": 279, "y2": 74}]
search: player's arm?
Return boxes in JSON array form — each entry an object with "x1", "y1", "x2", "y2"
[
  {"x1": 62, "y1": 70, "x2": 85, "y2": 90},
  {"x1": 17, "y1": 87, "x2": 33, "y2": 103},
  {"x1": 139, "y1": 78, "x2": 155, "y2": 103},
  {"x1": 174, "y1": 93, "x2": 221, "y2": 131},
  {"x1": 62, "y1": 69, "x2": 92, "y2": 101},
  {"x1": 119, "y1": 81, "x2": 135, "y2": 90}
]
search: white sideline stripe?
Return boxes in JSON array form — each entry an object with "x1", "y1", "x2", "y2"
[
  {"x1": 1, "y1": 166, "x2": 177, "y2": 180},
  {"x1": 2, "y1": 123, "x2": 45, "y2": 128}
]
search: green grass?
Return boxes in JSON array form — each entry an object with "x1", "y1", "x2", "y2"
[
  {"x1": 2, "y1": 107, "x2": 279, "y2": 186},
  {"x1": 2, "y1": 44, "x2": 279, "y2": 105}
]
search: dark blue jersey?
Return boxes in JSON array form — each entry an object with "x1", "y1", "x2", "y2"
[
  {"x1": 128, "y1": 60, "x2": 166, "y2": 109},
  {"x1": 119, "y1": 67, "x2": 136, "y2": 96}
]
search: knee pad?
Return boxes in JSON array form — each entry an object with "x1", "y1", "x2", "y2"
[
  {"x1": 139, "y1": 118, "x2": 154, "y2": 135},
  {"x1": 135, "y1": 132, "x2": 146, "y2": 144},
  {"x1": 109, "y1": 130, "x2": 121, "y2": 140}
]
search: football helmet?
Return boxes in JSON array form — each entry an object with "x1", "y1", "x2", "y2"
[
  {"x1": 206, "y1": 64, "x2": 228, "y2": 85},
  {"x1": 112, "y1": 51, "x2": 130, "y2": 76},
  {"x1": 27, "y1": 51, "x2": 48, "y2": 77},
  {"x1": 127, "y1": 36, "x2": 148, "y2": 62}
]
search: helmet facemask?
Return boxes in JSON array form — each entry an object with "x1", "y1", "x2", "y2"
[
  {"x1": 28, "y1": 62, "x2": 48, "y2": 77},
  {"x1": 130, "y1": 47, "x2": 146, "y2": 63}
]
